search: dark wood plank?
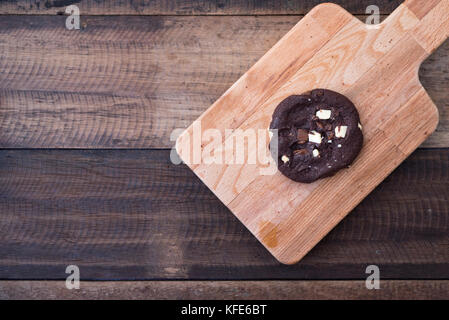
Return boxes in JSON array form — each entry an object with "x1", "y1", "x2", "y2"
[
  {"x1": 0, "y1": 0, "x2": 403, "y2": 15},
  {"x1": 0, "y1": 280, "x2": 447, "y2": 299},
  {"x1": 0, "y1": 149, "x2": 447, "y2": 280},
  {"x1": 0, "y1": 15, "x2": 448, "y2": 148}
]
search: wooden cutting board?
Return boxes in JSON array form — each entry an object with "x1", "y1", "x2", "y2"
[{"x1": 176, "y1": 0, "x2": 449, "y2": 264}]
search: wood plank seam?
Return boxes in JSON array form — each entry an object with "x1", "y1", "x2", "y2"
[{"x1": 408, "y1": 0, "x2": 449, "y2": 54}]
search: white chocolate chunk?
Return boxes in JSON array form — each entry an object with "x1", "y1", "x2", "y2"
[
  {"x1": 316, "y1": 109, "x2": 331, "y2": 120},
  {"x1": 327, "y1": 140, "x2": 332, "y2": 143},
  {"x1": 281, "y1": 155, "x2": 289, "y2": 163},
  {"x1": 335, "y1": 126, "x2": 348, "y2": 138},
  {"x1": 308, "y1": 130, "x2": 322, "y2": 144},
  {"x1": 313, "y1": 149, "x2": 319, "y2": 157},
  {"x1": 337, "y1": 144, "x2": 342, "y2": 148},
  {"x1": 358, "y1": 122, "x2": 363, "y2": 130}
]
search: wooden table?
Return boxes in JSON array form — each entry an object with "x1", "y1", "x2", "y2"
[{"x1": 0, "y1": 0, "x2": 448, "y2": 300}]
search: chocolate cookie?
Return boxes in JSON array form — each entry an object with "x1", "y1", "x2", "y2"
[{"x1": 269, "y1": 89, "x2": 363, "y2": 183}]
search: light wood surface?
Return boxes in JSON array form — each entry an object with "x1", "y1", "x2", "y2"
[
  {"x1": 177, "y1": 1, "x2": 449, "y2": 264},
  {"x1": 0, "y1": 280, "x2": 447, "y2": 300}
]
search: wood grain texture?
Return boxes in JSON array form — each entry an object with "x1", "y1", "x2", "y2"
[
  {"x1": 0, "y1": 149, "x2": 447, "y2": 280},
  {"x1": 0, "y1": 280, "x2": 447, "y2": 300},
  {"x1": 177, "y1": 3, "x2": 448, "y2": 264},
  {"x1": 410, "y1": 0, "x2": 449, "y2": 54},
  {"x1": 0, "y1": 15, "x2": 448, "y2": 148},
  {"x1": 405, "y1": 0, "x2": 442, "y2": 19},
  {"x1": 0, "y1": 0, "x2": 403, "y2": 15}
]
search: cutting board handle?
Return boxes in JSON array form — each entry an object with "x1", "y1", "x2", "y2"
[{"x1": 402, "y1": 0, "x2": 449, "y2": 54}]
